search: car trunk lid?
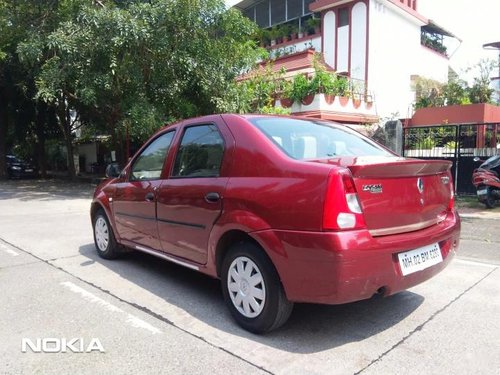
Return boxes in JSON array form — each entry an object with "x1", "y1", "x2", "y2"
[{"x1": 319, "y1": 156, "x2": 454, "y2": 236}]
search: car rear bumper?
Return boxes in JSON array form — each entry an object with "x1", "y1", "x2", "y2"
[{"x1": 251, "y1": 210, "x2": 460, "y2": 305}]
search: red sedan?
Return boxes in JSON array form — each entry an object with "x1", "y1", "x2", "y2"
[{"x1": 91, "y1": 114, "x2": 460, "y2": 333}]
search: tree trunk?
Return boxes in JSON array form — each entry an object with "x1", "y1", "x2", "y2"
[
  {"x1": 56, "y1": 99, "x2": 76, "y2": 179},
  {"x1": 36, "y1": 101, "x2": 48, "y2": 178},
  {"x1": 0, "y1": 95, "x2": 8, "y2": 180}
]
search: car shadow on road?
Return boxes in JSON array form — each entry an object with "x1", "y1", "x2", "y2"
[
  {"x1": 79, "y1": 243, "x2": 424, "y2": 354},
  {"x1": 0, "y1": 180, "x2": 95, "y2": 201}
]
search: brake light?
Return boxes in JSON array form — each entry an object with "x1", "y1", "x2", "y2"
[
  {"x1": 448, "y1": 174, "x2": 455, "y2": 211},
  {"x1": 323, "y1": 169, "x2": 367, "y2": 231}
]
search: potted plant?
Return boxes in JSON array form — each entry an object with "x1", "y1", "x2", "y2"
[
  {"x1": 280, "y1": 24, "x2": 291, "y2": 43},
  {"x1": 279, "y1": 79, "x2": 294, "y2": 107},
  {"x1": 269, "y1": 26, "x2": 280, "y2": 46},
  {"x1": 291, "y1": 74, "x2": 317, "y2": 105},
  {"x1": 305, "y1": 17, "x2": 321, "y2": 35},
  {"x1": 334, "y1": 76, "x2": 350, "y2": 105},
  {"x1": 290, "y1": 24, "x2": 299, "y2": 40}
]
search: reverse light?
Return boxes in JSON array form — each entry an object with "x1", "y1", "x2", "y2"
[
  {"x1": 337, "y1": 213, "x2": 356, "y2": 229},
  {"x1": 323, "y1": 168, "x2": 367, "y2": 231}
]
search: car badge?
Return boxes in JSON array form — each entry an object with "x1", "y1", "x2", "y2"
[
  {"x1": 362, "y1": 184, "x2": 383, "y2": 194},
  {"x1": 417, "y1": 178, "x2": 424, "y2": 193},
  {"x1": 441, "y1": 176, "x2": 450, "y2": 184}
]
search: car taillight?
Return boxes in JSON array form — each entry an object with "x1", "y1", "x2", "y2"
[
  {"x1": 323, "y1": 169, "x2": 366, "y2": 231},
  {"x1": 448, "y1": 175, "x2": 455, "y2": 211}
]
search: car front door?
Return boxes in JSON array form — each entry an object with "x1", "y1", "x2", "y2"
[
  {"x1": 112, "y1": 130, "x2": 175, "y2": 251},
  {"x1": 156, "y1": 121, "x2": 231, "y2": 264}
]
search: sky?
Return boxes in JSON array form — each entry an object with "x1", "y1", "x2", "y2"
[
  {"x1": 418, "y1": 0, "x2": 500, "y2": 81},
  {"x1": 226, "y1": 0, "x2": 500, "y2": 81}
]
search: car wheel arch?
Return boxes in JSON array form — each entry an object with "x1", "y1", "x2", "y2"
[{"x1": 215, "y1": 230, "x2": 281, "y2": 282}]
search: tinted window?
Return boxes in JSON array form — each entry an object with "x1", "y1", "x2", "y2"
[
  {"x1": 172, "y1": 125, "x2": 224, "y2": 178},
  {"x1": 131, "y1": 131, "x2": 175, "y2": 181},
  {"x1": 249, "y1": 117, "x2": 393, "y2": 159}
]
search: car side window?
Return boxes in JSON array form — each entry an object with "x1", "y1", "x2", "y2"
[
  {"x1": 172, "y1": 124, "x2": 224, "y2": 178},
  {"x1": 130, "y1": 131, "x2": 175, "y2": 181}
]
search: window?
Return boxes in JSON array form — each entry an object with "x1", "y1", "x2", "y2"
[
  {"x1": 271, "y1": 0, "x2": 286, "y2": 24},
  {"x1": 287, "y1": 0, "x2": 302, "y2": 18},
  {"x1": 172, "y1": 125, "x2": 224, "y2": 178},
  {"x1": 339, "y1": 7, "x2": 349, "y2": 27},
  {"x1": 130, "y1": 131, "x2": 175, "y2": 181},
  {"x1": 256, "y1": 0, "x2": 270, "y2": 27},
  {"x1": 249, "y1": 117, "x2": 393, "y2": 159}
]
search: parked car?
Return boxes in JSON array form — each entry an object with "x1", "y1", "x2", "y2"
[
  {"x1": 6, "y1": 155, "x2": 37, "y2": 179},
  {"x1": 91, "y1": 114, "x2": 460, "y2": 333}
]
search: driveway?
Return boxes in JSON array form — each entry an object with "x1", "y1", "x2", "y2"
[{"x1": 1, "y1": 179, "x2": 499, "y2": 374}]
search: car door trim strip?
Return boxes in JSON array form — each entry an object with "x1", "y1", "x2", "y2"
[{"x1": 134, "y1": 245, "x2": 200, "y2": 271}]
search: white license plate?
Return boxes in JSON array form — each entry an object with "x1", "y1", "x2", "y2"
[
  {"x1": 398, "y1": 243, "x2": 443, "y2": 276},
  {"x1": 477, "y1": 189, "x2": 487, "y2": 196}
]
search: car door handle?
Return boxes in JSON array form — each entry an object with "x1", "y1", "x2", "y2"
[
  {"x1": 205, "y1": 192, "x2": 220, "y2": 203},
  {"x1": 145, "y1": 192, "x2": 155, "y2": 202}
]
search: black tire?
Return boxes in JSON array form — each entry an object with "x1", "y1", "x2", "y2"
[
  {"x1": 221, "y1": 241, "x2": 293, "y2": 334},
  {"x1": 92, "y1": 209, "x2": 120, "y2": 259},
  {"x1": 484, "y1": 188, "x2": 496, "y2": 209}
]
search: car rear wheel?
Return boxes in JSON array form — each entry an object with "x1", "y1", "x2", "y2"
[
  {"x1": 221, "y1": 242, "x2": 293, "y2": 333},
  {"x1": 93, "y1": 209, "x2": 120, "y2": 259}
]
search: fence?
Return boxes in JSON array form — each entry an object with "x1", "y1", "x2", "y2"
[{"x1": 403, "y1": 123, "x2": 500, "y2": 194}]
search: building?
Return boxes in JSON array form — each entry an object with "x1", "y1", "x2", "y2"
[{"x1": 235, "y1": 0, "x2": 459, "y2": 123}]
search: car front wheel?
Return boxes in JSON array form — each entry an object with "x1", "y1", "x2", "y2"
[
  {"x1": 221, "y1": 242, "x2": 293, "y2": 334},
  {"x1": 93, "y1": 209, "x2": 120, "y2": 259}
]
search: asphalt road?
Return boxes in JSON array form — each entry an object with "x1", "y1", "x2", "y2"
[{"x1": 0, "y1": 180, "x2": 499, "y2": 374}]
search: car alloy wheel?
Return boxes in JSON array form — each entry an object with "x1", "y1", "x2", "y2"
[{"x1": 227, "y1": 256, "x2": 266, "y2": 318}]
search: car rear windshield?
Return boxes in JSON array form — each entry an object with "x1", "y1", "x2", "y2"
[{"x1": 249, "y1": 117, "x2": 393, "y2": 160}]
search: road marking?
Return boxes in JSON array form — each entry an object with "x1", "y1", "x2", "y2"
[
  {"x1": 0, "y1": 243, "x2": 19, "y2": 256},
  {"x1": 60, "y1": 281, "x2": 161, "y2": 335},
  {"x1": 454, "y1": 258, "x2": 498, "y2": 269}
]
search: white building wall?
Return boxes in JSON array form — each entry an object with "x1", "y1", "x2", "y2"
[
  {"x1": 323, "y1": 11, "x2": 336, "y2": 68},
  {"x1": 350, "y1": 2, "x2": 367, "y2": 82},
  {"x1": 368, "y1": 0, "x2": 448, "y2": 120},
  {"x1": 337, "y1": 25, "x2": 349, "y2": 73}
]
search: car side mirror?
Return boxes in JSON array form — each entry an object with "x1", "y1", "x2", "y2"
[{"x1": 105, "y1": 163, "x2": 122, "y2": 178}]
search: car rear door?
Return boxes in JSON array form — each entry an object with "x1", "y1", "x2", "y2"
[
  {"x1": 112, "y1": 130, "x2": 176, "y2": 251},
  {"x1": 156, "y1": 117, "x2": 233, "y2": 264}
]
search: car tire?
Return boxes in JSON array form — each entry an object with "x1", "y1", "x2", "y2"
[
  {"x1": 221, "y1": 241, "x2": 293, "y2": 334},
  {"x1": 93, "y1": 209, "x2": 120, "y2": 259}
]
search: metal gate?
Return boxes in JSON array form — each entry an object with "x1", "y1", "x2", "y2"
[{"x1": 403, "y1": 123, "x2": 499, "y2": 194}]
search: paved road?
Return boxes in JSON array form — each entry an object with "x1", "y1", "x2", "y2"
[{"x1": 0, "y1": 180, "x2": 499, "y2": 374}]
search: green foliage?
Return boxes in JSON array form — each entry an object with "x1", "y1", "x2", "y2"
[
  {"x1": 420, "y1": 136, "x2": 436, "y2": 149},
  {"x1": 415, "y1": 59, "x2": 498, "y2": 110},
  {"x1": 443, "y1": 79, "x2": 470, "y2": 105},
  {"x1": 290, "y1": 74, "x2": 312, "y2": 102}
]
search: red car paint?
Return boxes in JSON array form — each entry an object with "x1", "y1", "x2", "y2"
[{"x1": 91, "y1": 114, "x2": 460, "y2": 305}]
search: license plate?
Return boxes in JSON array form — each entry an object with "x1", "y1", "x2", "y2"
[
  {"x1": 25, "y1": 169, "x2": 33, "y2": 173},
  {"x1": 477, "y1": 189, "x2": 487, "y2": 196},
  {"x1": 398, "y1": 243, "x2": 443, "y2": 276}
]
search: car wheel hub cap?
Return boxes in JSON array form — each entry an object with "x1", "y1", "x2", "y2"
[
  {"x1": 227, "y1": 256, "x2": 266, "y2": 318},
  {"x1": 95, "y1": 217, "x2": 109, "y2": 252}
]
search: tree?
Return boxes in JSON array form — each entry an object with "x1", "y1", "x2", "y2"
[
  {"x1": 18, "y1": 0, "x2": 261, "y2": 174},
  {"x1": 467, "y1": 59, "x2": 497, "y2": 104},
  {"x1": 0, "y1": 0, "x2": 85, "y2": 179}
]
